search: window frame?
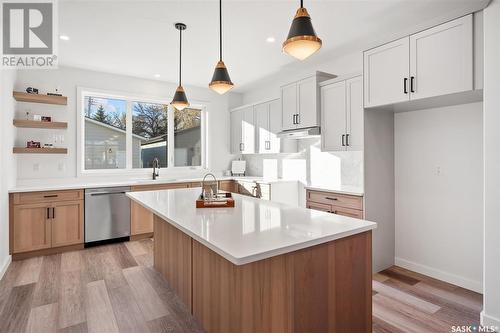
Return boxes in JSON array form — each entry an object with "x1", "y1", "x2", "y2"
[{"x1": 77, "y1": 86, "x2": 207, "y2": 177}]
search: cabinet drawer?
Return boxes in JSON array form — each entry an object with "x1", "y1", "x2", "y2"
[
  {"x1": 219, "y1": 180, "x2": 237, "y2": 192},
  {"x1": 306, "y1": 190, "x2": 363, "y2": 210},
  {"x1": 12, "y1": 190, "x2": 83, "y2": 205},
  {"x1": 306, "y1": 201, "x2": 331, "y2": 212},
  {"x1": 330, "y1": 205, "x2": 364, "y2": 219}
]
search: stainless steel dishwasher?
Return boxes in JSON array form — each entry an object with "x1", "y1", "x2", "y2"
[{"x1": 85, "y1": 186, "x2": 131, "y2": 245}]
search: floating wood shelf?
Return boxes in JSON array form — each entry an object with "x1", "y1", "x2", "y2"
[
  {"x1": 13, "y1": 119, "x2": 68, "y2": 129},
  {"x1": 13, "y1": 147, "x2": 68, "y2": 154},
  {"x1": 13, "y1": 92, "x2": 67, "y2": 105}
]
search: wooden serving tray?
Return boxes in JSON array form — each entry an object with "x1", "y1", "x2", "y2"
[{"x1": 196, "y1": 192, "x2": 235, "y2": 208}]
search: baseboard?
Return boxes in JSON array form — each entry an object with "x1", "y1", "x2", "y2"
[
  {"x1": 481, "y1": 311, "x2": 500, "y2": 328},
  {"x1": 0, "y1": 255, "x2": 12, "y2": 281},
  {"x1": 395, "y1": 257, "x2": 482, "y2": 293}
]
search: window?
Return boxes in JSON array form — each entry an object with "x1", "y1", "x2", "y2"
[
  {"x1": 79, "y1": 88, "x2": 206, "y2": 173},
  {"x1": 84, "y1": 96, "x2": 127, "y2": 170}
]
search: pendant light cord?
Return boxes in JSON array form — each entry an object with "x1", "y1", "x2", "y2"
[
  {"x1": 300, "y1": 0, "x2": 303, "y2": 8},
  {"x1": 179, "y1": 27, "x2": 182, "y2": 86},
  {"x1": 219, "y1": 0, "x2": 222, "y2": 61}
]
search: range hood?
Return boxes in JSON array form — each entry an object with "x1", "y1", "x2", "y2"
[{"x1": 277, "y1": 126, "x2": 321, "y2": 139}]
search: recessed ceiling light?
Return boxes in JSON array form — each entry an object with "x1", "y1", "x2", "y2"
[
  {"x1": 154, "y1": 74, "x2": 161, "y2": 78},
  {"x1": 266, "y1": 36, "x2": 276, "y2": 43},
  {"x1": 59, "y1": 35, "x2": 70, "y2": 41}
]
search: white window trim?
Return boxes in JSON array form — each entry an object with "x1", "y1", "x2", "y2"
[{"x1": 76, "y1": 86, "x2": 208, "y2": 177}]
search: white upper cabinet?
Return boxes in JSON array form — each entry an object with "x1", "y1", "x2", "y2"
[
  {"x1": 281, "y1": 83, "x2": 297, "y2": 131},
  {"x1": 346, "y1": 76, "x2": 364, "y2": 151},
  {"x1": 321, "y1": 75, "x2": 363, "y2": 152},
  {"x1": 230, "y1": 106, "x2": 255, "y2": 154},
  {"x1": 409, "y1": 15, "x2": 473, "y2": 100},
  {"x1": 281, "y1": 72, "x2": 335, "y2": 132},
  {"x1": 321, "y1": 81, "x2": 346, "y2": 151},
  {"x1": 364, "y1": 14, "x2": 475, "y2": 108},
  {"x1": 297, "y1": 77, "x2": 318, "y2": 128},
  {"x1": 232, "y1": 99, "x2": 296, "y2": 155},
  {"x1": 364, "y1": 37, "x2": 410, "y2": 108}
]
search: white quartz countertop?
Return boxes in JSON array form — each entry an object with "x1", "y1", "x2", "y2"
[
  {"x1": 304, "y1": 184, "x2": 364, "y2": 196},
  {"x1": 127, "y1": 188, "x2": 376, "y2": 265},
  {"x1": 8, "y1": 176, "x2": 295, "y2": 193}
]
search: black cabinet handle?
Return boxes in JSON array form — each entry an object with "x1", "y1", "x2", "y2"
[
  {"x1": 346, "y1": 134, "x2": 350, "y2": 146},
  {"x1": 239, "y1": 143, "x2": 244, "y2": 151},
  {"x1": 403, "y1": 78, "x2": 408, "y2": 94},
  {"x1": 296, "y1": 114, "x2": 300, "y2": 124},
  {"x1": 52, "y1": 207, "x2": 55, "y2": 219},
  {"x1": 410, "y1": 76, "x2": 415, "y2": 93},
  {"x1": 325, "y1": 197, "x2": 338, "y2": 201},
  {"x1": 43, "y1": 194, "x2": 58, "y2": 198},
  {"x1": 46, "y1": 207, "x2": 50, "y2": 219},
  {"x1": 341, "y1": 134, "x2": 345, "y2": 147}
]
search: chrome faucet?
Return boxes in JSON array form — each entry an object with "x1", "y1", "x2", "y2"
[{"x1": 152, "y1": 157, "x2": 160, "y2": 180}]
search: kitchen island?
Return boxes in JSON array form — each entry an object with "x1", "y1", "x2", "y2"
[{"x1": 127, "y1": 188, "x2": 377, "y2": 333}]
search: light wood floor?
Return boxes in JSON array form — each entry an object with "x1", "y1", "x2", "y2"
[{"x1": 0, "y1": 239, "x2": 483, "y2": 333}]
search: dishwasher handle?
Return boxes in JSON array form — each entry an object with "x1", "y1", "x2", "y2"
[{"x1": 89, "y1": 191, "x2": 128, "y2": 196}]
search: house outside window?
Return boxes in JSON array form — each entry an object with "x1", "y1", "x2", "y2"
[{"x1": 78, "y1": 88, "x2": 206, "y2": 174}]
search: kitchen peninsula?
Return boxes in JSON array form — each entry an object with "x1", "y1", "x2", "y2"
[{"x1": 127, "y1": 187, "x2": 377, "y2": 333}]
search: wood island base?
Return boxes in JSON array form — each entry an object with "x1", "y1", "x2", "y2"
[{"x1": 154, "y1": 215, "x2": 372, "y2": 333}]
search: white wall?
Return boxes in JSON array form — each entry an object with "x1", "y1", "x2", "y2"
[
  {"x1": 395, "y1": 102, "x2": 483, "y2": 292},
  {"x1": 0, "y1": 69, "x2": 18, "y2": 279},
  {"x1": 14, "y1": 66, "x2": 241, "y2": 181},
  {"x1": 482, "y1": 0, "x2": 500, "y2": 327}
]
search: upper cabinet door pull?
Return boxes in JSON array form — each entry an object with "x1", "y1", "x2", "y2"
[
  {"x1": 296, "y1": 114, "x2": 300, "y2": 124},
  {"x1": 403, "y1": 78, "x2": 408, "y2": 94},
  {"x1": 410, "y1": 76, "x2": 415, "y2": 93},
  {"x1": 346, "y1": 134, "x2": 350, "y2": 146},
  {"x1": 341, "y1": 134, "x2": 345, "y2": 146}
]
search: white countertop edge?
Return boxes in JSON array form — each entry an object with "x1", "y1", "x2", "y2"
[
  {"x1": 127, "y1": 192, "x2": 376, "y2": 266},
  {"x1": 8, "y1": 176, "x2": 297, "y2": 193},
  {"x1": 304, "y1": 185, "x2": 364, "y2": 197}
]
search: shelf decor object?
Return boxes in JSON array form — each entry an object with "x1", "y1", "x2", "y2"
[
  {"x1": 209, "y1": 0, "x2": 234, "y2": 94},
  {"x1": 13, "y1": 92, "x2": 68, "y2": 105},
  {"x1": 171, "y1": 23, "x2": 189, "y2": 111},
  {"x1": 13, "y1": 119, "x2": 68, "y2": 129},
  {"x1": 13, "y1": 147, "x2": 67, "y2": 154},
  {"x1": 283, "y1": 0, "x2": 322, "y2": 60}
]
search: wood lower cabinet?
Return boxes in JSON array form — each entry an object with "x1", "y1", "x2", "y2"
[
  {"x1": 130, "y1": 182, "x2": 191, "y2": 237},
  {"x1": 306, "y1": 189, "x2": 364, "y2": 219},
  {"x1": 51, "y1": 200, "x2": 84, "y2": 247},
  {"x1": 10, "y1": 190, "x2": 84, "y2": 257},
  {"x1": 12, "y1": 203, "x2": 52, "y2": 253}
]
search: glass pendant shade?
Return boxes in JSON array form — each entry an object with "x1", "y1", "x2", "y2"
[
  {"x1": 209, "y1": 61, "x2": 234, "y2": 94},
  {"x1": 283, "y1": 7, "x2": 322, "y2": 60},
  {"x1": 171, "y1": 85, "x2": 189, "y2": 111}
]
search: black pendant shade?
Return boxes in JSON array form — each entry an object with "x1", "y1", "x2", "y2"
[
  {"x1": 283, "y1": 2, "x2": 322, "y2": 60},
  {"x1": 209, "y1": 0, "x2": 234, "y2": 94},
  {"x1": 171, "y1": 23, "x2": 189, "y2": 111}
]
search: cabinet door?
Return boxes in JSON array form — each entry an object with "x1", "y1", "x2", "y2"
[
  {"x1": 269, "y1": 99, "x2": 288, "y2": 153},
  {"x1": 131, "y1": 201, "x2": 153, "y2": 235},
  {"x1": 364, "y1": 37, "x2": 410, "y2": 107},
  {"x1": 230, "y1": 110, "x2": 243, "y2": 154},
  {"x1": 321, "y1": 81, "x2": 347, "y2": 151},
  {"x1": 254, "y1": 102, "x2": 270, "y2": 154},
  {"x1": 13, "y1": 203, "x2": 51, "y2": 253},
  {"x1": 281, "y1": 82, "x2": 297, "y2": 131},
  {"x1": 51, "y1": 201, "x2": 83, "y2": 247},
  {"x1": 241, "y1": 106, "x2": 255, "y2": 154},
  {"x1": 346, "y1": 76, "x2": 364, "y2": 151},
  {"x1": 409, "y1": 15, "x2": 473, "y2": 100},
  {"x1": 298, "y1": 77, "x2": 318, "y2": 128}
]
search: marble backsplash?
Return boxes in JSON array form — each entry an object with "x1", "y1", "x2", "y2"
[{"x1": 241, "y1": 138, "x2": 364, "y2": 188}]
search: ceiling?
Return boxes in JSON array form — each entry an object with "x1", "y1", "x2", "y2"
[{"x1": 58, "y1": 0, "x2": 487, "y2": 93}]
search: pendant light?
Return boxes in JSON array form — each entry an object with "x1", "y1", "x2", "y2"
[
  {"x1": 171, "y1": 23, "x2": 189, "y2": 111},
  {"x1": 209, "y1": 0, "x2": 234, "y2": 94},
  {"x1": 282, "y1": 0, "x2": 322, "y2": 60}
]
